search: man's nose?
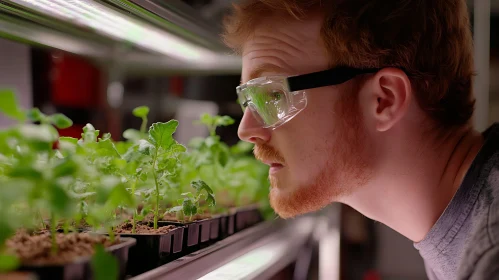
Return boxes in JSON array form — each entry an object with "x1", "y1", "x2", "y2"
[{"x1": 238, "y1": 109, "x2": 271, "y2": 144}]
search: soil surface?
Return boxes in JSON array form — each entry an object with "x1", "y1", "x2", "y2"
[
  {"x1": 162, "y1": 213, "x2": 212, "y2": 223},
  {"x1": 0, "y1": 272, "x2": 37, "y2": 280},
  {"x1": 6, "y1": 232, "x2": 117, "y2": 266},
  {"x1": 115, "y1": 222, "x2": 176, "y2": 234}
]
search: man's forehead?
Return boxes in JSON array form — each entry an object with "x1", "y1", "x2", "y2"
[{"x1": 241, "y1": 63, "x2": 289, "y2": 85}]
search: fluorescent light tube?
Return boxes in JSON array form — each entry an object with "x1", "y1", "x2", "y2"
[{"x1": 8, "y1": 0, "x2": 224, "y2": 64}]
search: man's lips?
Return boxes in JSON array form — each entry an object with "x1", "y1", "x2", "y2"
[{"x1": 261, "y1": 161, "x2": 285, "y2": 174}]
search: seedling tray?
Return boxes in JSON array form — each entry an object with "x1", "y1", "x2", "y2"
[
  {"x1": 159, "y1": 217, "x2": 221, "y2": 250},
  {"x1": 235, "y1": 206, "x2": 263, "y2": 232},
  {"x1": 116, "y1": 226, "x2": 184, "y2": 276},
  {"x1": 18, "y1": 237, "x2": 136, "y2": 280},
  {"x1": 217, "y1": 212, "x2": 235, "y2": 238}
]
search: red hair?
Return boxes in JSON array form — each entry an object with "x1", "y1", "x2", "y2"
[{"x1": 223, "y1": 0, "x2": 476, "y2": 129}]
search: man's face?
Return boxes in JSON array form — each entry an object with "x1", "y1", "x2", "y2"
[{"x1": 238, "y1": 14, "x2": 372, "y2": 218}]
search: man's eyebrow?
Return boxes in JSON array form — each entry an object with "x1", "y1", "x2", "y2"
[{"x1": 241, "y1": 64, "x2": 286, "y2": 85}]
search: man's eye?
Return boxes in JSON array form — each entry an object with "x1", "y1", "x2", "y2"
[{"x1": 271, "y1": 91, "x2": 282, "y2": 101}]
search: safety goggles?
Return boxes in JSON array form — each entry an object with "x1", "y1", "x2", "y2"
[{"x1": 237, "y1": 66, "x2": 379, "y2": 129}]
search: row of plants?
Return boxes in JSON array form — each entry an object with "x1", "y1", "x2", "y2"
[{"x1": 0, "y1": 90, "x2": 271, "y2": 279}]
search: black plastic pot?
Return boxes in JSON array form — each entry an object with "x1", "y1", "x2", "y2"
[
  {"x1": 116, "y1": 226, "x2": 184, "y2": 276},
  {"x1": 160, "y1": 216, "x2": 221, "y2": 249},
  {"x1": 228, "y1": 212, "x2": 235, "y2": 235},
  {"x1": 209, "y1": 216, "x2": 220, "y2": 240},
  {"x1": 235, "y1": 206, "x2": 263, "y2": 232},
  {"x1": 217, "y1": 212, "x2": 235, "y2": 238},
  {"x1": 159, "y1": 221, "x2": 200, "y2": 249},
  {"x1": 18, "y1": 237, "x2": 136, "y2": 280}
]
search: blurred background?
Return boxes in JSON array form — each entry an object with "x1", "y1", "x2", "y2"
[{"x1": 0, "y1": 0, "x2": 497, "y2": 279}]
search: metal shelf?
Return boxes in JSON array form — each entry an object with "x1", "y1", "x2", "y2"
[
  {"x1": 0, "y1": 0, "x2": 241, "y2": 74},
  {"x1": 130, "y1": 204, "x2": 341, "y2": 280}
]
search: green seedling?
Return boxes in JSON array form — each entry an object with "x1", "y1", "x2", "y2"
[
  {"x1": 168, "y1": 180, "x2": 215, "y2": 222},
  {"x1": 124, "y1": 119, "x2": 186, "y2": 229},
  {"x1": 123, "y1": 106, "x2": 150, "y2": 142}
]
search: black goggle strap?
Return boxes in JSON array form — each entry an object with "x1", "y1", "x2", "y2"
[{"x1": 286, "y1": 67, "x2": 380, "y2": 92}]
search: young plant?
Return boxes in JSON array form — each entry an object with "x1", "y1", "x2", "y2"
[
  {"x1": 120, "y1": 106, "x2": 150, "y2": 233},
  {"x1": 0, "y1": 90, "x2": 79, "y2": 253},
  {"x1": 168, "y1": 180, "x2": 216, "y2": 222},
  {"x1": 123, "y1": 120, "x2": 186, "y2": 229},
  {"x1": 177, "y1": 114, "x2": 233, "y2": 193},
  {"x1": 123, "y1": 106, "x2": 150, "y2": 142},
  {"x1": 197, "y1": 114, "x2": 235, "y2": 137}
]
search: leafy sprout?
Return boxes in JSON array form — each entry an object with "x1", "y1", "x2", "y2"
[
  {"x1": 123, "y1": 118, "x2": 186, "y2": 229},
  {"x1": 168, "y1": 180, "x2": 216, "y2": 222},
  {"x1": 196, "y1": 113, "x2": 234, "y2": 137}
]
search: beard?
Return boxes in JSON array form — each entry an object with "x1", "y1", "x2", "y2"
[{"x1": 254, "y1": 89, "x2": 372, "y2": 219}]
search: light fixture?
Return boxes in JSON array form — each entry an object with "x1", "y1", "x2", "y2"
[{"x1": 8, "y1": 0, "x2": 226, "y2": 65}]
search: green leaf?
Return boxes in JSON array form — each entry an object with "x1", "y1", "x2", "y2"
[
  {"x1": 164, "y1": 143, "x2": 186, "y2": 158},
  {"x1": 148, "y1": 121, "x2": 178, "y2": 150},
  {"x1": 0, "y1": 90, "x2": 26, "y2": 121},
  {"x1": 114, "y1": 141, "x2": 132, "y2": 155},
  {"x1": 101, "y1": 133, "x2": 112, "y2": 141},
  {"x1": 132, "y1": 106, "x2": 150, "y2": 118},
  {"x1": 96, "y1": 138, "x2": 120, "y2": 157},
  {"x1": 8, "y1": 165, "x2": 42, "y2": 180},
  {"x1": 218, "y1": 148, "x2": 229, "y2": 167},
  {"x1": 137, "y1": 140, "x2": 154, "y2": 156},
  {"x1": 107, "y1": 183, "x2": 134, "y2": 208},
  {"x1": 135, "y1": 214, "x2": 145, "y2": 221},
  {"x1": 53, "y1": 157, "x2": 78, "y2": 178},
  {"x1": 49, "y1": 113, "x2": 73, "y2": 129},
  {"x1": 215, "y1": 115, "x2": 235, "y2": 127},
  {"x1": 191, "y1": 180, "x2": 213, "y2": 194},
  {"x1": 199, "y1": 113, "x2": 212, "y2": 126},
  {"x1": 123, "y1": 144, "x2": 139, "y2": 162},
  {"x1": 0, "y1": 253, "x2": 20, "y2": 272},
  {"x1": 26, "y1": 108, "x2": 43, "y2": 122},
  {"x1": 0, "y1": 220, "x2": 14, "y2": 251},
  {"x1": 230, "y1": 141, "x2": 254, "y2": 155},
  {"x1": 48, "y1": 183, "x2": 72, "y2": 215},
  {"x1": 205, "y1": 136, "x2": 218, "y2": 148},
  {"x1": 18, "y1": 124, "x2": 58, "y2": 143},
  {"x1": 157, "y1": 158, "x2": 177, "y2": 173},
  {"x1": 168, "y1": 206, "x2": 183, "y2": 213},
  {"x1": 91, "y1": 244, "x2": 118, "y2": 280},
  {"x1": 123, "y1": 129, "x2": 142, "y2": 142},
  {"x1": 139, "y1": 172, "x2": 148, "y2": 182},
  {"x1": 188, "y1": 137, "x2": 205, "y2": 149},
  {"x1": 60, "y1": 136, "x2": 78, "y2": 144},
  {"x1": 96, "y1": 177, "x2": 120, "y2": 204},
  {"x1": 181, "y1": 192, "x2": 194, "y2": 198},
  {"x1": 206, "y1": 192, "x2": 216, "y2": 207},
  {"x1": 70, "y1": 191, "x2": 96, "y2": 199},
  {"x1": 182, "y1": 199, "x2": 197, "y2": 216},
  {"x1": 82, "y1": 124, "x2": 99, "y2": 143},
  {"x1": 112, "y1": 158, "x2": 127, "y2": 169}
]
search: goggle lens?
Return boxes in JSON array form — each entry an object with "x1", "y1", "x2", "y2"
[{"x1": 237, "y1": 77, "x2": 307, "y2": 129}]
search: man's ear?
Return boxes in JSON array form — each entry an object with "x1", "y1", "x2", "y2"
[{"x1": 366, "y1": 68, "x2": 412, "y2": 132}]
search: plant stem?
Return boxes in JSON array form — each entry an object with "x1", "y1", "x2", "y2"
[
  {"x1": 108, "y1": 227, "x2": 115, "y2": 243},
  {"x1": 209, "y1": 124, "x2": 216, "y2": 137},
  {"x1": 140, "y1": 116, "x2": 148, "y2": 134},
  {"x1": 63, "y1": 220, "x2": 69, "y2": 234},
  {"x1": 50, "y1": 213, "x2": 57, "y2": 254},
  {"x1": 39, "y1": 212, "x2": 46, "y2": 230},
  {"x1": 132, "y1": 212, "x2": 136, "y2": 234},
  {"x1": 152, "y1": 148, "x2": 160, "y2": 230},
  {"x1": 131, "y1": 179, "x2": 138, "y2": 234}
]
